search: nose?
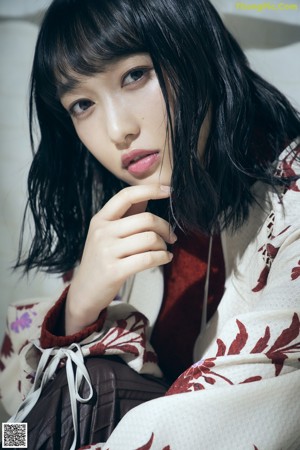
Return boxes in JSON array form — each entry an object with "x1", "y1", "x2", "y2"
[{"x1": 105, "y1": 98, "x2": 140, "y2": 149}]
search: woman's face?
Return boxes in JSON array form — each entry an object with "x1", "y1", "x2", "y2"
[
  {"x1": 60, "y1": 53, "x2": 209, "y2": 186},
  {"x1": 60, "y1": 53, "x2": 172, "y2": 186}
]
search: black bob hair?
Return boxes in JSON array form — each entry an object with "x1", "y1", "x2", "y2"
[{"x1": 16, "y1": 0, "x2": 300, "y2": 274}]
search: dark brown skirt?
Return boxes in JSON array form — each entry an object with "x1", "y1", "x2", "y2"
[{"x1": 25, "y1": 356, "x2": 169, "y2": 450}]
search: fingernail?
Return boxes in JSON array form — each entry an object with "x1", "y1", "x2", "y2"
[
  {"x1": 170, "y1": 233, "x2": 177, "y2": 243},
  {"x1": 160, "y1": 185, "x2": 171, "y2": 193}
]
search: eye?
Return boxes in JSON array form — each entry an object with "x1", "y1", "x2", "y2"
[
  {"x1": 69, "y1": 99, "x2": 94, "y2": 117},
  {"x1": 122, "y1": 68, "x2": 149, "y2": 87}
]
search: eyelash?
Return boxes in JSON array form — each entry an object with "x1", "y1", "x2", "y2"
[
  {"x1": 69, "y1": 99, "x2": 94, "y2": 117},
  {"x1": 68, "y1": 66, "x2": 153, "y2": 118},
  {"x1": 122, "y1": 66, "x2": 150, "y2": 86}
]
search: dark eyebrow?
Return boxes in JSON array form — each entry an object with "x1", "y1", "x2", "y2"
[
  {"x1": 57, "y1": 54, "x2": 149, "y2": 98},
  {"x1": 56, "y1": 58, "x2": 119, "y2": 99},
  {"x1": 57, "y1": 78, "x2": 81, "y2": 98}
]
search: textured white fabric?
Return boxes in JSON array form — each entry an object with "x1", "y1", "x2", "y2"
[
  {"x1": 100, "y1": 371, "x2": 300, "y2": 449},
  {"x1": 101, "y1": 140, "x2": 300, "y2": 449},
  {"x1": 1, "y1": 140, "x2": 300, "y2": 449}
]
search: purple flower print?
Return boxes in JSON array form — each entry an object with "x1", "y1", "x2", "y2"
[{"x1": 10, "y1": 312, "x2": 34, "y2": 333}]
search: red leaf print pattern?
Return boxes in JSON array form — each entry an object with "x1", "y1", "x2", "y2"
[
  {"x1": 265, "y1": 313, "x2": 300, "y2": 376},
  {"x1": 252, "y1": 266, "x2": 270, "y2": 292},
  {"x1": 0, "y1": 333, "x2": 13, "y2": 359},
  {"x1": 25, "y1": 371, "x2": 36, "y2": 385},
  {"x1": 168, "y1": 319, "x2": 253, "y2": 395},
  {"x1": 252, "y1": 223, "x2": 289, "y2": 293},
  {"x1": 88, "y1": 312, "x2": 154, "y2": 362},
  {"x1": 240, "y1": 376, "x2": 262, "y2": 384},
  {"x1": 168, "y1": 314, "x2": 300, "y2": 395},
  {"x1": 16, "y1": 303, "x2": 37, "y2": 311},
  {"x1": 135, "y1": 433, "x2": 171, "y2": 450},
  {"x1": 166, "y1": 357, "x2": 233, "y2": 395},
  {"x1": 227, "y1": 320, "x2": 248, "y2": 355},
  {"x1": 144, "y1": 350, "x2": 157, "y2": 363},
  {"x1": 291, "y1": 260, "x2": 300, "y2": 281},
  {"x1": 136, "y1": 433, "x2": 154, "y2": 450},
  {"x1": 216, "y1": 338, "x2": 226, "y2": 356},
  {"x1": 203, "y1": 376, "x2": 216, "y2": 385},
  {"x1": 276, "y1": 153, "x2": 300, "y2": 192},
  {"x1": 216, "y1": 320, "x2": 249, "y2": 357},
  {"x1": 266, "y1": 243, "x2": 280, "y2": 258},
  {"x1": 251, "y1": 326, "x2": 271, "y2": 353}
]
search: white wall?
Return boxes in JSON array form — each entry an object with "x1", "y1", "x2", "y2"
[
  {"x1": 0, "y1": 0, "x2": 300, "y2": 423},
  {"x1": 0, "y1": 19, "x2": 64, "y2": 339},
  {"x1": 0, "y1": 18, "x2": 63, "y2": 423}
]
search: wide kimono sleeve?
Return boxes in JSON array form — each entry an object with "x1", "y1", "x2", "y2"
[
  {"x1": 0, "y1": 296, "x2": 57, "y2": 415},
  {"x1": 0, "y1": 267, "x2": 164, "y2": 417},
  {"x1": 95, "y1": 153, "x2": 300, "y2": 449}
]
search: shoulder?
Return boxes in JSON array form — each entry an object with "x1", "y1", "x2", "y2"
[
  {"x1": 222, "y1": 138, "x2": 300, "y2": 272},
  {"x1": 221, "y1": 138, "x2": 300, "y2": 297}
]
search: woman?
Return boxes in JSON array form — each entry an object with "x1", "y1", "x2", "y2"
[{"x1": 1, "y1": 0, "x2": 300, "y2": 448}]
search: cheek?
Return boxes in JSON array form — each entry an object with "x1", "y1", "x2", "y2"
[
  {"x1": 136, "y1": 82, "x2": 167, "y2": 129},
  {"x1": 73, "y1": 128, "x2": 107, "y2": 170},
  {"x1": 73, "y1": 121, "x2": 92, "y2": 149},
  {"x1": 151, "y1": 91, "x2": 167, "y2": 127},
  {"x1": 73, "y1": 121, "x2": 105, "y2": 159}
]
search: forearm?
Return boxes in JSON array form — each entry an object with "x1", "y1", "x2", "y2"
[{"x1": 65, "y1": 281, "x2": 108, "y2": 335}]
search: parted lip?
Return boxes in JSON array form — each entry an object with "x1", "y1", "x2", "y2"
[{"x1": 121, "y1": 149, "x2": 159, "y2": 168}]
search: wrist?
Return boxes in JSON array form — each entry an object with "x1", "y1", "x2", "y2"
[
  {"x1": 65, "y1": 283, "x2": 103, "y2": 335},
  {"x1": 40, "y1": 286, "x2": 107, "y2": 348}
]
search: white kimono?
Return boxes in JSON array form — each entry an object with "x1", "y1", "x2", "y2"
[{"x1": 1, "y1": 140, "x2": 300, "y2": 450}]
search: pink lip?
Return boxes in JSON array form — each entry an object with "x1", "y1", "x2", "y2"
[
  {"x1": 121, "y1": 149, "x2": 160, "y2": 176},
  {"x1": 121, "y1": 149, "x2": 159, "y2": 168}
]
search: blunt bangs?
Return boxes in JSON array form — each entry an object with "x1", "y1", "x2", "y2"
[
  {"x1": 34, "y1": 0, "x2": 146, "y2": 111},
  {"x1": 34, "y1": 0, "x2": 215, "y2": 117},
  {"x1": 33, "y1": 0, "x2": 218, "y2": 134}
]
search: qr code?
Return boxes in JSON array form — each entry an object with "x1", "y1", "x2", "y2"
[{"x1": 2, "y1": 422, "x2": 28, "y2": 448}]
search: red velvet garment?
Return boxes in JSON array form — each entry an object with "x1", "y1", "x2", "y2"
[
  {"x1": 40, "y1": 286, "x2": 107, "y2": 348},
  {"x1": 151, "y1": 230, "x2": 225, "y2": 382}
]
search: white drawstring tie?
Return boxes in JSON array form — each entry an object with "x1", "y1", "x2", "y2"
[{"x1": 8, "y1": 342, "x2": 93, "y2": 450}]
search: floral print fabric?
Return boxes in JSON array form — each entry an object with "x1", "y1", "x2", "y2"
[{"x1": 1, "y1": 140, "x2": 300, "y2": 449}]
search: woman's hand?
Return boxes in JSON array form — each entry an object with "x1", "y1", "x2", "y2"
[{"x1": 65, "y1": 184, "x2": 176, "y2": 335}]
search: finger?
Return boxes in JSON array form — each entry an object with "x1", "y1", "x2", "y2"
[
  {"x1": 110, "y1": 212, "x2": 177, "y2": 244},
  {"x1": 99, "y1": 185, "x2": 170, "y2": 220},
  {"x1": 118, "y1": 250, "x2": 173, "y2": 279},
  {"x1": 113, "y1": 232, "x2": 168, "y2": 258}
]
